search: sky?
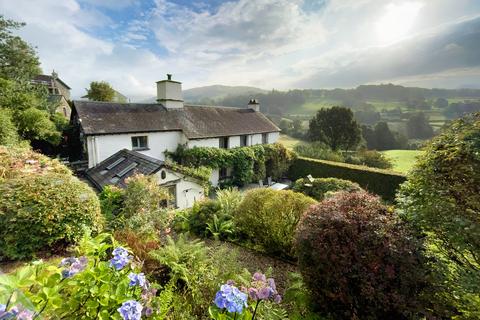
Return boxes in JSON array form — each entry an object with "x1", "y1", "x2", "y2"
[{"x1": 1, "y1": 0, "x2": 480, "y2": 100}]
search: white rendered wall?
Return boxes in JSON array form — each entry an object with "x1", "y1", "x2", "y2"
[
  {"x1": 229, "y1": 136, "x2": 240, "y2": 148},
  {"x1": 268, "y1": 132, "x2": 279, "y2": 143},
  {"x1": 188, "y1": 138, "x2": 219, "y2": 148},
  {"x1": 155, "y1": 168, "x2": 204, "y2": 209},
  {"x1": 251, "y1": 134, "x2": 262, "y2": 145},
  {"x1": 87, "y1": 131, "x2": 185, "y2": 168}
]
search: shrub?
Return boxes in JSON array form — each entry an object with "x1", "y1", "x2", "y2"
[
  {"x1": 292, "y1": 177, "x2": 362, "y2": 201},
  {"x1": 347, "y1": 149, "x2": 393, "y2": 169},
  {"x1": 0, "y1": 108, "x2": 20, "y2": 146},
  {"x1": 0, "y1": 147, "x2": 103, "y2": 260},
  {"x1": 288, "y1": 156, "x2": 405, "y2": 201},
  {"x1": 397, "y1": 112, "x2": 480, "y2": 317},
  {"x1": 0, "y1": 233, "x2": 173, "y2": 318},
  {"x1": 293, "y1": 141, "x2": 344, "y2": 162},
  {"x1": 150, "y1": 234, "x2": 243, "y2": 317},
  {"x1": 295, "y1": 191, "x2": 429, "y2": 319},
  {"x1": 234, "y1": 188, "x2": 316, "y2": 257},
  {"x1": 102, "y1": 174, "x2": 173, "y2": 240}
]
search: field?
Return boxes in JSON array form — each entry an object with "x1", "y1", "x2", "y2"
[
  {"x1": 382, "y1": 149, "x2": 424, "y2": 174},
  {"x1": 278, "y1": 134, "x2": 303, "y2": 150}
]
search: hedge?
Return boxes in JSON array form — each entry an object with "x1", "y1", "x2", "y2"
[{"x1": 288, "y1": 156, "x2": 406, "y2": 201}]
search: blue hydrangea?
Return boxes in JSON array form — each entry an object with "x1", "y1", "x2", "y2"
[
  {"x1": 128, "y1": 272, "x2": 147, "y2": 288},
  {"x1": 1, "y1": 304, "x2": 34, "y2": 320},
  {"x1": 214, "y1": 283, "x2": 248, "y2": 314},
  {"x1": 59, "y1": 256, "x2": 88, "y2": 278},
  {"x1": 117, "y1": 300, "x2": 143, "y2": 320},
  {"x1": 110, "y1": 247, "x2": 132, "y2": 270}
]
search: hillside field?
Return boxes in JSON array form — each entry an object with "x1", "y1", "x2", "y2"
[{"x1": 382, "y1": 149, "x2": 424, "y2": 174}]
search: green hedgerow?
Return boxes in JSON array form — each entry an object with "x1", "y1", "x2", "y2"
[
  {"x1": 234, "y1": 188, "x2": 316, "y2": 258},
  {"x1": 292, "y1": 177, "x2": 362, "y2": 201}
]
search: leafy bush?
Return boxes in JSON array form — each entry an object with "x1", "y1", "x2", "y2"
[
  {"x1": 289, "y1": 156, "x2": 406, "y2": 201},
  {"x1": 0, "y1": 147, "x2": 103, "y2": 260},
  {"x1": 293, "y1": 141, "x2": 344, "y2": 162},
  {"x1": 0, "y1": 108, "x2": 20, "y2": 146},
  {"x1": 397, "y1": 112, "x2": 480, "y2": 317},
  {"x1": 187, "y1": 199, "x2": 223, "y2": 237},
  {"x1": 234, "y1": 189, "x2": 316, "y2": 257},
  {"x1": 295, "y1": 191, "x2": 429, "y2": 319},
  {"x1": 100, "y1": 174, "x2": 173, "y2": 240},
  {"x1": 292, "y1": 177, "x2": 362, "y2": 201},
  {"x1": 150, "y1": 234, "x2": 243, "y2": 317},
  {"x1": 0, "y1": 233, "x2": 173, "y2": 319},
  {"x1": 346, "y1": 149, "x2": 393, "y2": 169}
]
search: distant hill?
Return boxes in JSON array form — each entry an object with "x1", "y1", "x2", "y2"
[{"x1": 142, "y1": 85, "x2": 266, "y2": 103}]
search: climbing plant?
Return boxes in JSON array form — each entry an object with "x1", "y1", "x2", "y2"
[{"x1": 166, "y1": 143, "x2": 296, "y2": 186}]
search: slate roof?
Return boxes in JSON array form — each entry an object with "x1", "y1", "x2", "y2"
[
  {"x1": 32, "y1": 74, "x2": 71, "y2": 89},
  {"x1": 85, "y1": 149, "x2": 164, "y2": 190},
  {"x1": 73, "y1": 100, "x2": 280, "y2": 139}
]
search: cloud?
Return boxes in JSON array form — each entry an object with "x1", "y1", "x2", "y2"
[
  {"x1": 293, "y1": 15, "x2": 480, "y2": 88},
  {"x1": 1, "y1": 0, "x2": 480, "y2": 100}
]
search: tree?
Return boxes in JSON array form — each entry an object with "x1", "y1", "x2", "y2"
[
  {"x1": 84, "y1": 81, "x2": 116, "y2": 102},
  {"x1": 397, "y1": 113, "x2": 480, "y2": 316},
  {"x1": 434, "y1": 97, "x2": 449, "y2": 108},
  {"x1": 0, "y1": 108, "x2": 19, "y2": 145},
  {"x1": 373, "y1": 122, "x2": 398, "y2": 150},
  {"x1": 308, "y1": 106, "x2": 361, "y2": 150},
  {"x1": 406, "y1": 112, "x2": 434, "y2": 139},
  {"x1": 0, "y1": 15, "x2": 41, "y2": 81}
]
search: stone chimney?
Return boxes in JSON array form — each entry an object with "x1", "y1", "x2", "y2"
[
  {"x1": 156, "y1": 74, "x2": 184, "y2": 108},
  {"x1": 248, "y1": 99, "x2": 260, "y2": 112}
]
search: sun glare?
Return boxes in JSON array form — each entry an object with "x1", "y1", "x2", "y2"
[{"x1": 375, "y1": 2, "x2": 424, "y2": 44}]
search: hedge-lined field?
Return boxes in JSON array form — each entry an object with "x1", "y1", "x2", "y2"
[{"x1": 288, "y1": 157, "x2": 406, "y2": 201}]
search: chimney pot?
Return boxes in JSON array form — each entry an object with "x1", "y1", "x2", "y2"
[
  {"x1": 167, "y1": 74, "x2": 172, "y2": 80},
  {"x1": 247, "y1": 98, "x2": 260, "y2": 112}
]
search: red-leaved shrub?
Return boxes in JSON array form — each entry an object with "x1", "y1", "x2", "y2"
[{"x1": 294, "y1": 191, "x2": 428, "y2": 319}]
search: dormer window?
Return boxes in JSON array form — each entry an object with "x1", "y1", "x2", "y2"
[
  {"x1": 219, "y1": 137, "x2": 229, "y2": 149},
  {"x1": 240, "y1": 135, "x2": 248, "y2": 147},
  {"x1": 131, "y1": 136, "x2": 148, "y2": 150}
]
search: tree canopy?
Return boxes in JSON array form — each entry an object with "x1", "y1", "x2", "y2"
[
  {"x1": 0, "y1": 16, "x2": 62, "y2": 150},
  {"x1": 84, "y1": 81, "x2": 116, "y2": 102},
  {"x1": 308, "y1": 106, "x2": 361, "y2": 151},
  {"x1": 0, "y1": 15, "x2": 41, "y2": 81},
  {"x1": 397, "y1": 113, "x2": 480, "y2": 316}
]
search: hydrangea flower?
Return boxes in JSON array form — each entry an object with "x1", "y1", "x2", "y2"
[
  {"x1": 117, "y1": 300, "x2": 143, "y2": 320},
  {"x1": 214, "y1": 283, "x2": 248, "y2": 314},
  {"x1": 248, "y1": 272, "x2": 281, "y2": 303},
  {"x1": 110, "y1": 247, "x2": 132, "y2": 270},
  {"x1": 1, "y1": 304, "x2": 34, "y2": 320},
  {"x1": 128, "y1": 273, "x2": 147, "y2": 288},
  {"x1": 59, "y1": 256, "x2": 88, "y2": 278}
]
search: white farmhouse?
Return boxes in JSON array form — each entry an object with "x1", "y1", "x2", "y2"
[{"x1": 72, "y1": 75, "x2": 280, "y2": 208}]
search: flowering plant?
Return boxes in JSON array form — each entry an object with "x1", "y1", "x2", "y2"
[
  {"x1": 209, "y1": 272, "x2": 282, "y2": 320},
  {"x1": 0, "y1": 233, "x2": 172, "y2": 320}
]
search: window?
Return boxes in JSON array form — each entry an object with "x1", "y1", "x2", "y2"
[
  {"x1": 262, "y1": 133, "x2": 268, "y2": 144},
  {"x1": 106, "y1": 157, "x2": 126, "y2": 170},
  {"x1": 116, "y1": 162, "x2": 138, "y2": 177},
  {"x1": 161, "y1": 185, "x2": 177, "y2": 208},
  {"x1": 240, "y1": 135, "x2": 248, "y2": 147},
  {"x1": 160, "y1": 170, "x2": 167, "y2": 180},
  {"x1": 219, "y1": 137, "x2": 229, "y2": 149},
  {"x1": 219, "y1": 167, "x2": 228, "y2": 180},
  {"x1": 131, "y1": 136, "x2": 148, "y2": 150}
]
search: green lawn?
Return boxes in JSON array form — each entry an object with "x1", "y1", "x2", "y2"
[
  {"x1": 278, "y1": 134, "x2": 303, "y2": 150},
  {"x1": 382, "y1": 150, "x2": 424, "y2": 174}
]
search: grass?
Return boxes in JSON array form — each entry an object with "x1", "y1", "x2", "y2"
[
  {"x1": 381, "y1": 150, "x2": 424, "y2": 174},
  {"x1": 278, "y1": 134, "x2": 303, "y2": 150}
]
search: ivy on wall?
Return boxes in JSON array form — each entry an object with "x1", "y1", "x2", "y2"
[{"x1": 165, "y1": 143, "x2": 296, "y2": 186}]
